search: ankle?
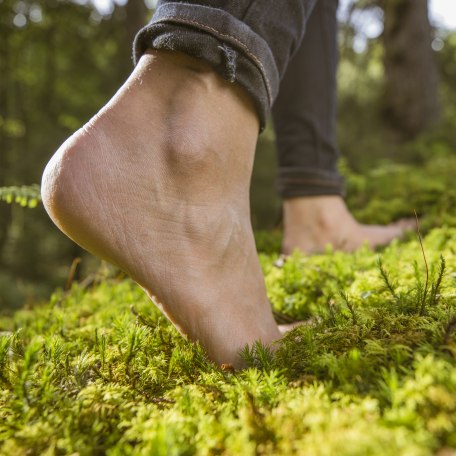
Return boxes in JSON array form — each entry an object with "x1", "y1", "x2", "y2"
[
  {"x1": 284, "y1": 196, "x2": 349, "y2": 228},
  {"x1": 281, "y1": 196, "x2": 353, "y2": 254}
]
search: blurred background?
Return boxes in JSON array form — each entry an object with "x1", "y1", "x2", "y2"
[{"x1": 1, "y1": 0, "x2": 455, "y2": 310}]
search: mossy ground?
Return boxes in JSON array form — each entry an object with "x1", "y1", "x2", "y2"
[{"x1": 1, "y1": 157, "x2": 456, "y2": 455}]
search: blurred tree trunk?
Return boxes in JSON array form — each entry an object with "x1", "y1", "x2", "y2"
[
  {"x1": 125, "y1": 0, "x2": 149, "y2": 49},
  {"x1": 382, "y1": 0, "x2": 440, "y2": 140}
]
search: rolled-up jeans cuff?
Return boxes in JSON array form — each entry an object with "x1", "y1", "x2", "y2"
[
  {"x1": 133, "y1": 3, "x2": 280, "y2": 130},
  {"x1": 277, "y1": 167, "x2": 345, "y2": 198}
]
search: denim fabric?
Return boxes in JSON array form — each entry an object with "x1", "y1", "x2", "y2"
[
  {"x1": 133, "y1": 0, "x2": 317, "y2": 129},
  {"x1": 133, "y1": 0, "x2": 344, "y2": 197},
  {"x1": 272, "y1": 0, "x2": 344, "y2": 197}
]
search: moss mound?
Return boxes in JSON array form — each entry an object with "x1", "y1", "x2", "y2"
[{"x1": 1, "y1": 225, "x2": 455, "y2": 455}]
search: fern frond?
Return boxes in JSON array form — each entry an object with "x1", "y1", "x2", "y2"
[
  {"x1": 378, "y1": 258, "x2": 399, "y2": 302},
  {"x1": 429, "y1": 256, "x2": 446, "y2": 307}
]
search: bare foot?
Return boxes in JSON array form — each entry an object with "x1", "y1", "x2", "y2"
[
  {"x1": 41, "y1": 50, "x2": 281, "y2": 368},
  {"x1": 282, "y1": 196, "x2": 414, "y2": 254}
]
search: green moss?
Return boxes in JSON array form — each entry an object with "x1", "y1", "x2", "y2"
[{"x1": 0, "y1": 225, "x2": 455, "y2": 455}]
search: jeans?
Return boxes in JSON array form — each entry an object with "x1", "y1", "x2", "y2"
[{"x1": 134, "y1": 0, "x2": 344, "y2": 198}]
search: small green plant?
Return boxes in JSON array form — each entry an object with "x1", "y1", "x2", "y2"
[{"x1": 0, "y1": 184, "x2": 41, "y2": 208}]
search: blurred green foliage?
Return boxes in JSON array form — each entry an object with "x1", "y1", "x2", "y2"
[
  {"x1": 0, "y1": 184, "x2": 40, "y2": 208},
  {"x1": 0, "y1": 0, "x2": 150, "y2": 309}
]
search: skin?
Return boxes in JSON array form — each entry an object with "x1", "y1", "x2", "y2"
[{"x1": 41, "y1": 50, "x2": 282, "y2": 368}]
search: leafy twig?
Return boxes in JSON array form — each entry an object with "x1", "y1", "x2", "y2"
[{"x1": 0, "y1": 184, "x2": 41, "y2": 208}]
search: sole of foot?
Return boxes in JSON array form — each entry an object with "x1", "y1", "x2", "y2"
[{"x1": 41, "y1": 50, "x2": 281, "y2": 368}]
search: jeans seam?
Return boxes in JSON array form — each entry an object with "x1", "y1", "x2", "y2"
[
  {"x1": 151, "y1": 16, "x2": 273, "y2": 105},
  {"x1": 279, "y1": 166, "x2": 342, "y2": 176},
  {"x1": 280, "y1": 178, "x2": 342, "y2": 186}
]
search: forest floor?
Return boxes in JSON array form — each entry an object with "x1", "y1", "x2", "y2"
[{"x1": 1, "y1": 155, "x2": 456, "y2": 455}]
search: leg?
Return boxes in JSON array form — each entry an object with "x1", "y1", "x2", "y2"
[
  {"x1": 41, "y1": 1, "x2": 316, "y2": 367},
  {"x1": 273, "y1": 0, "x2": 413, "y2": 254}
]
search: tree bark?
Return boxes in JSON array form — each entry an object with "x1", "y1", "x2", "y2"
[{"x1": 382, "y1": 0, "x2": 440, "y2": 140}]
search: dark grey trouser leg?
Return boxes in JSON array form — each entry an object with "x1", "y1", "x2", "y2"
[
  {"x1": 134, "y1": 0, "x2": 317, "y2": 130},
  {"x1": 272, "y1": 0, "x2": 345, "y2": 198}
]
